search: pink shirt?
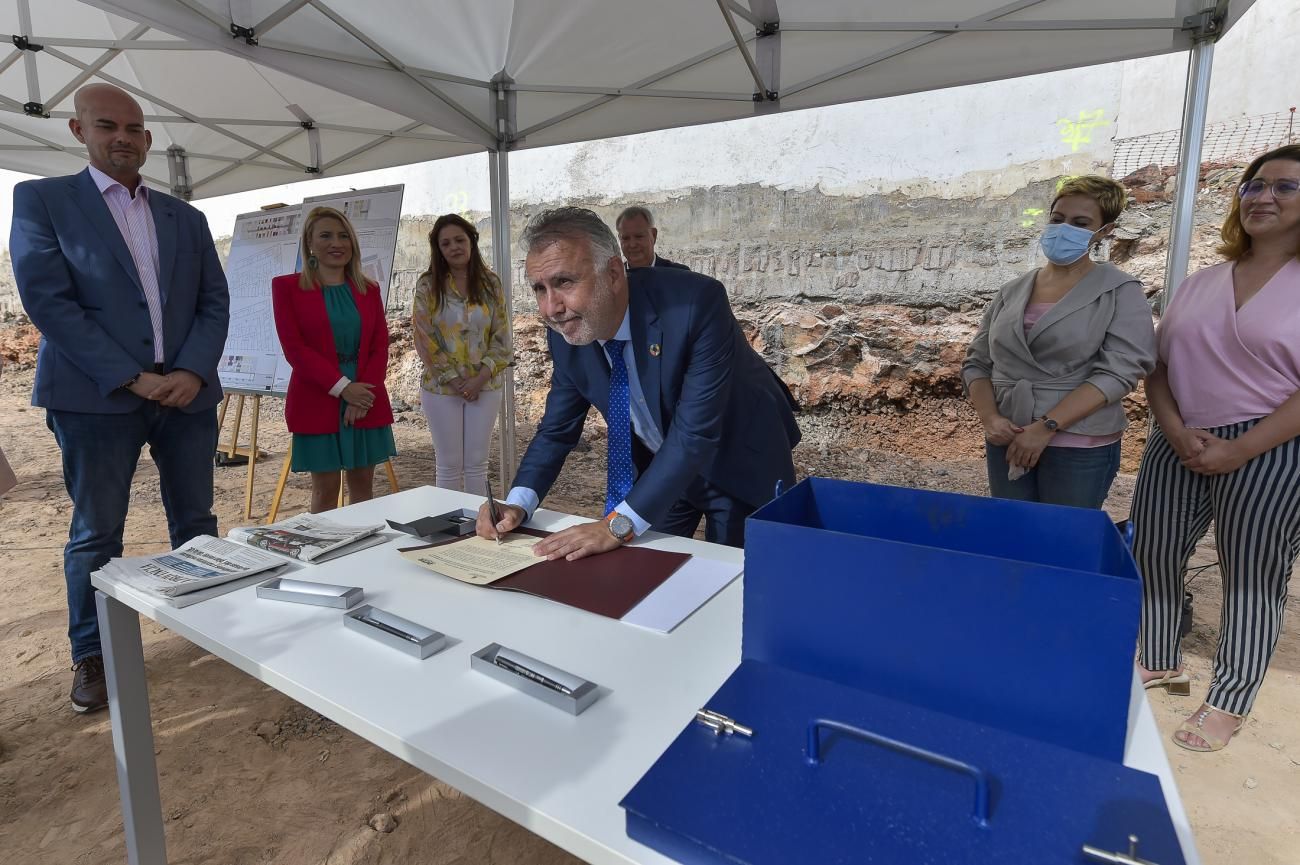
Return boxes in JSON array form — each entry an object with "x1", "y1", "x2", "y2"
[
  {"x1": 88, "y1": 165, "x2": 164, "y2": 364},
  {"x1": 1159, "y1": 259, "x2": 1300, "y2": 428},
  {"x1": 1022, "y1": 302, "x2": 1123, "y2": 449}
]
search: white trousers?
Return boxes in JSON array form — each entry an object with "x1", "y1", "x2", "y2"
[{"x1": 420, "y1": 390, "x2": 500, "y2": 493}]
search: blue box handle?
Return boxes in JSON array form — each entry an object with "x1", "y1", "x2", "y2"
[{"x1": 806, "y1": 718, "x2": 992, "y2": 828}]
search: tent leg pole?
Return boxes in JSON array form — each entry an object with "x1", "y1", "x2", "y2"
[
  {"x1": 1162, "y1": 35, "x2": 1216, "y2": 311},
  {"x1": 489, "y1": 148, "x2": 518, "y2": 490}
]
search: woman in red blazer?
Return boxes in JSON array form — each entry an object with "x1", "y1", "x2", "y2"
[{"x1": 272, "y1": 206, "x2": 395, "y2": 513}]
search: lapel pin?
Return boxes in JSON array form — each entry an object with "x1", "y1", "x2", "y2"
[{"x1": 649, "y1": 343, "x2": 661, "y2": 357}]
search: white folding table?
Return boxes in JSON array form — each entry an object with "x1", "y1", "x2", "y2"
[{"x1": 92, "y1": 486, "x2": 1199, "y2": 865}]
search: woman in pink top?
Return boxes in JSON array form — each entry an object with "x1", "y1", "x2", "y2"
[{"x1": 1133, "y1": 144, "x2": 1300, "y2": 752}]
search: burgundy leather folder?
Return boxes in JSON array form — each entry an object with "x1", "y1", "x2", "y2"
[{"x1": 401, "y1": 527, "x2": 690, "y2": 620}]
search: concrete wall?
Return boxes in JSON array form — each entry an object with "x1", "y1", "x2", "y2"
[{"x1": 379, "y1": 178, "x2": 1055, "y2": 320}]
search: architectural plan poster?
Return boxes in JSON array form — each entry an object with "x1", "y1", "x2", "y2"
[
  {"x1": 217, "y1": 184, "x2": 404, "y2": 395},
  {"x1": 217, "y1": 204, "x2": 302, "y2": 395}
]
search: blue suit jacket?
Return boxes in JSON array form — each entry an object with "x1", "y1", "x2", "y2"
[
  {"x1": 514, "y1": 267, "x2": 801, "y2": 526},
  {"x1": 10, "y1": 168, "x2": 230, "y2": 414}
]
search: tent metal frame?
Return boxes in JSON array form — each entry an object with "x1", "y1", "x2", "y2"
[{"x1": 1164, "y1": 4, "x2": 1226, "y2": 307}]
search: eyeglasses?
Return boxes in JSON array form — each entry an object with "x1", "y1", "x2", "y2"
[{"x1": 1237, "y1": 178, "x2": 1300, "y2": 200}]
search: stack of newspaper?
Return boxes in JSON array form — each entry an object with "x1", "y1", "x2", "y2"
[
  {"x1": 227, "y1": 513, "x2": 387, "y2": 563},
  {"x1": 102, "y1": 536, "x2": 287, "y2": 600}
]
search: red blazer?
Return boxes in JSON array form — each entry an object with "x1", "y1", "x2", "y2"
[{"x1": 271, "y1": 273, "x2": 394, "y2": 435}]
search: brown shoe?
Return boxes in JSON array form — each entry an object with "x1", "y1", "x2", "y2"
[{"x1": 70, "y1": 655, "x2": 108, "y2": 714}]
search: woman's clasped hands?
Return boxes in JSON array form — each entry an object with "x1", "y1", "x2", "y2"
[
  {"x1": 341, "y1": 381, "x2": 374, "y2": 426},
  {"x1": 449, "y1": 369, "x2": 490, "y2": 403},
  {"x1": 1176, "y1": 427, "x2": 1249, "y2": 476},
  {"x1": 982, "y1": 414, "x2": 1023, "y2": 447},
  {"x1": 1005, "y1": 420, "x2": 1054, "y2": 469}
]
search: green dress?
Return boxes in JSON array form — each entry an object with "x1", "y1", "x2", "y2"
[{"x1": 291, "y1": 283, "x2": 397, "y2": 473}]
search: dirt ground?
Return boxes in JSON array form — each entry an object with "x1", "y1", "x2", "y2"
[{"x1": 1, "y1": 362, "x2": 1297, "y2": 865}]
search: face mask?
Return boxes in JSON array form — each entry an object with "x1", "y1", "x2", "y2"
[{"x1": 1039, "y1": 222, "x2": 1099, "y2": 265}]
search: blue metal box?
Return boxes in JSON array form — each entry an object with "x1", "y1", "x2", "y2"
[{"x1": 621, "y1": 478, "x2": 1184, "y2": 865}]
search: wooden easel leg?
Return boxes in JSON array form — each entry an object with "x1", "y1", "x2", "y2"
[
  {"x1": 337, "y1": 472, "x2": 345, "y2": 509},
  {"x1": 216, "y1": 394, "x2": 230, "y2": 438},
  {"x1": 243, "y1": 395, "x2": 260, "y2": 520},
  {"x1": 226, "y1": 395, "x2": 245, "y2": 459},
  {"x1": 267, "y1": 442, "x2": 292, "y2": 525},
  {"x1": 384, "y1": 459, "x2": 399, "y2": 493}
]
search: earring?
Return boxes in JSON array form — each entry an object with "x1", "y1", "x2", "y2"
[{"x1": 307, "y1": 252, "x2": 319, "y2": 270}]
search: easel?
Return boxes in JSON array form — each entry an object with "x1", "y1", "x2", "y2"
[
  {"x1": 215, "y1": 391, "x2": 264, "y2": 520},
  {"x1": 220, "y1": 390, "x2": 400, "y2": 523},
  {"x1": 267, "y1": 442, "x2": 400, "y2": 524}
]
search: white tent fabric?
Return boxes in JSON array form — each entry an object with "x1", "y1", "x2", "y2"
[
  {"x1": 0, "y1": 1, "x2": 481, "y2": 196},
  {"x1": 2, "y1": 0, "x2": 1255, "y2": 199}
]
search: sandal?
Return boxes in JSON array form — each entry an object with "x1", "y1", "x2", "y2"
[
  {"x1": 1173, "y1": 704, "x2": 1245, "y2": 752},
  {"x1": 1138, "y1": 663, "x2": 1190, "y2": 697},
  {"x1": 1141, "y1": 668, "x2": 1191, "y2": 696}
]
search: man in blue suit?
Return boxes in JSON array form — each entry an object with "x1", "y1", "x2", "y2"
[
  {"x1": 617, "y1": 205, "x2": 690, "y2": 270},
  {"x1": 478, "y1": 207, "x2": 799, "y2": 559},
  {"x1": 11, "y1": 83, "x2": 229, "y2": 713}
]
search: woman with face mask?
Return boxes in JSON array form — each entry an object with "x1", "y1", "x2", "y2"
[{"x1": 962, "y1": 175, "x2": 1156, "y2": 508}]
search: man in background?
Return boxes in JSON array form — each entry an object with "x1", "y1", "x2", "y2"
[
  {"x1": 11, "y1": 83, "x2": 229, "y2": 713},
  {"x1": 616, "y1": 205, "x2": 690, "y2": 270}
]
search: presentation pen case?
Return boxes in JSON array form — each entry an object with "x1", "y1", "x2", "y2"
[
  {"x1": 470, "y1": 642, "x2": 601, "y2": 715},
  {"x1": 343, "y1": 604, "x2": 447, "y2": 659},
  {"x1": 256, "y1": 577, "x2": 364, "y2": 609}
]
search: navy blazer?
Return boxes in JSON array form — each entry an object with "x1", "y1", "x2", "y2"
[
  {"x1": 11, "y1": 168, "x2": 230, "y2": 414},
  {"x1": 514, "y1": 267, "x2": 800, "y2": 526},
  {"x1": 654, "y1": 256, "x2": 690, "y2": 270}
]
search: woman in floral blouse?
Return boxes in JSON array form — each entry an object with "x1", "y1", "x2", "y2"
[{"x1": 412, "y1": 213, "x2": 512, "y2": 492}]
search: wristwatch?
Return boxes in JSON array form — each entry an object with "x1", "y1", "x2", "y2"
[
  {"x1": 118, "y1": 371, "x2": 143, "y2": 392},
  {"x1": 1040, "y1": 416, "x2": 1060, "y2": 432},
  {"x1": 605, "y1": 511, "x2": 635, "y2": 543}
]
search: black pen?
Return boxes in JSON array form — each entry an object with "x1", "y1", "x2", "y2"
[
  {"x1": 485, "y1": 479, "x2": 503, "y2": 546},
  {"x1": 356, "y1": 614, "x2": 420, "y2": 643},
  {"x1": 493, "y1": 655, "x2": 574, "y2": 696}
]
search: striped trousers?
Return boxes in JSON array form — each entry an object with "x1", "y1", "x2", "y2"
[{"x1": 1132, "y1": 419, "x2": 1300, "y2": 716}]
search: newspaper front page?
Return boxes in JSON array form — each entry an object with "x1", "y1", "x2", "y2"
[
  {"x1": 104, "y1": 537, "x2": 287, "y2": 598},
  {"x1": 228, "y1": 514, "x2": 386, "y2": 563}
]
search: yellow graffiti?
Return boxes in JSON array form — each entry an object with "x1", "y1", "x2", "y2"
[
  {"x1": 1055, "y1": 175, "x2": 1081, "y2": 194},
  {"x1": 444, "y1": 190, "x2": 470, "y2": 219},
  {"x1": 1020, "y1": 207, "x2": 1044, "y2": 228},
  {"x1": 1056, "y1": 109, "x2": 1109, "y2": 152}
]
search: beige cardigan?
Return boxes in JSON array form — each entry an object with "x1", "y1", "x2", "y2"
[{"x1": 962, "y1": 263, "x2": 1156, "y2": 436}]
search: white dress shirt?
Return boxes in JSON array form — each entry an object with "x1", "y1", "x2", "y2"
[{"x1": 88, "y1": 165, "x2": 164, "y2": 364}]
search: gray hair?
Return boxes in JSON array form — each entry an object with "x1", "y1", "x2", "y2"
[
  {"x1": 520, "y1": 206, "x2": 620, "y2": 267},
  {"x1": 615, "y1": 205, "x2": 655, "y2": 228}
]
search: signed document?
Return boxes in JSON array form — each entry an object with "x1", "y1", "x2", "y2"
[{"x1": 400, "y1": 533, "x2": 541, "y2": 585}]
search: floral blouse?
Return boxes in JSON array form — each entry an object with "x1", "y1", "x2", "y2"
[{"x1": 412, "y1": 272, "x2": 512, "y2": 395}]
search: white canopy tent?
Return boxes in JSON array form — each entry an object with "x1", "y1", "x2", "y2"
[{"x1": 0, "y1": 0, "x2": 1257, "y2": 481}]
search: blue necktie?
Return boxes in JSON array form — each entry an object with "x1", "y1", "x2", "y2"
[{"x1": 604, "y1": 339, "x2": 633, "y2": 516}]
